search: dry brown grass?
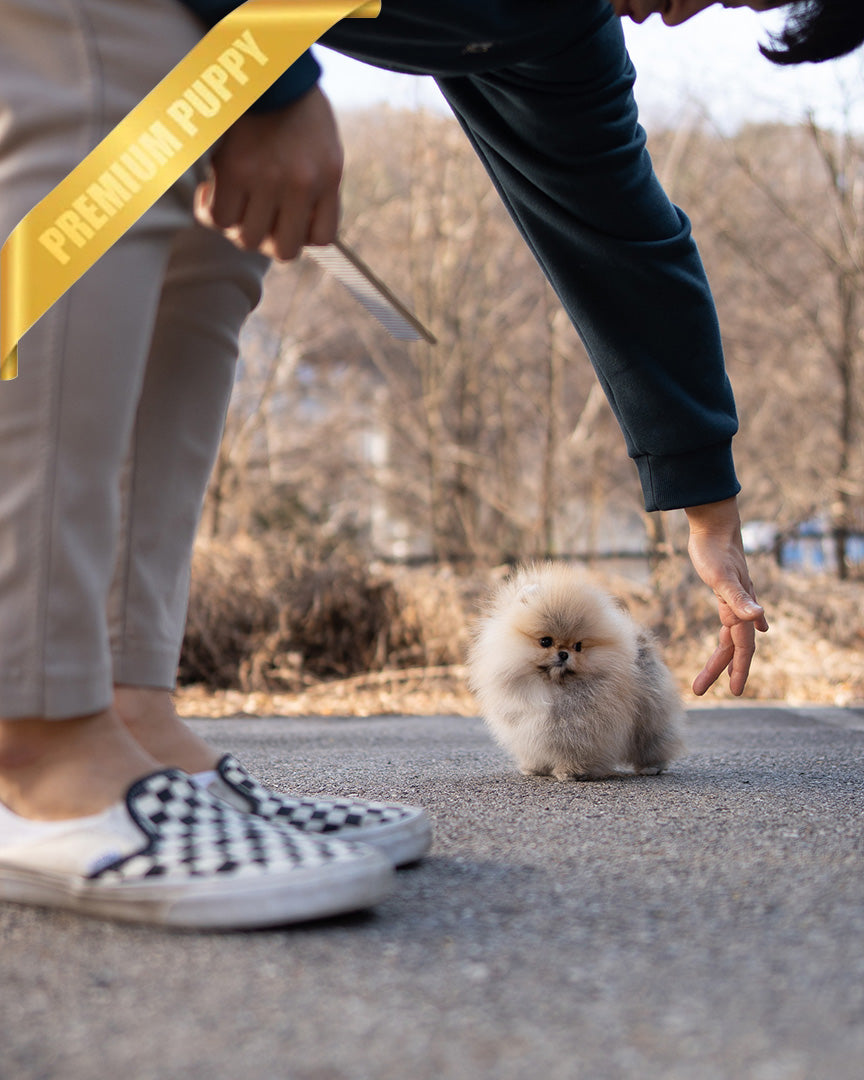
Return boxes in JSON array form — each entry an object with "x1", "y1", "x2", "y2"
[
  {"x1": 177, "y1": 543, "x2": 864, "y2": 717},
  {"x1": 180, "y1": 540, "x2": 479, "y2": 689}
]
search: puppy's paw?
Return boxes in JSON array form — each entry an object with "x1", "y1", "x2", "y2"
[
  {"x1": 552, "y1": 766, "x2": 621, "y2": 781},
  {"x1": 520, "y1": 764, "x2": 555, "y2": 778},
  {"x1": 552, "y1": 768, "x2": 578, "y2": 781}
]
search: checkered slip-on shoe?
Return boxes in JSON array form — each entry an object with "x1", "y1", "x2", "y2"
[
  {"x1": 207, "y1": 755, "x2": 432, "y2": 868},
  {"x1": 0, "y1": 770, "x2": 393, "y2": 929}
]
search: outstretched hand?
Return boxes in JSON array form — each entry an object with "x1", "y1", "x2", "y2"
[
  {"x1": 684, "y1": 497, "x2": 769, "y2": 697},
  {"x1": 194, "y1": 85, "x2": 343, "y2": 260}
]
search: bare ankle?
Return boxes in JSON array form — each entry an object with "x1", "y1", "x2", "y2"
[
  {"x1": 0, "y1": 708, "x2": 159, "y2": 820},
  {"x1": 114, "y1": 685, "x2": 218, "y2": 773},
  {"x1": 0, "y1": 711, "x2": 112, "y2": 770}
]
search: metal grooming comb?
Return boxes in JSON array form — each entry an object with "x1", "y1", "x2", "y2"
[{"x1": 305, "y1": 238, "x2": 437, "y2": 344}]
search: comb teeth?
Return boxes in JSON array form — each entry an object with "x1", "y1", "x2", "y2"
[{"x1": 305, "y1": 239, "x2": 437, "y2": 344}]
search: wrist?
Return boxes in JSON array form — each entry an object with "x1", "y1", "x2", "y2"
[{"x1": 684, "y1": 496, "x2": 742, "y2": 537}]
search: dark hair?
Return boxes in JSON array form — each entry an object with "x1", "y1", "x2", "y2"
[{"x1": 760, "y1": 0, "x2": 864, "y2": 64}]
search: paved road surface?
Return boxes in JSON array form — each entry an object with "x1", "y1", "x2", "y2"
[{"x1": 2, "y1": 705, "x2": 863, "y2": 1080}]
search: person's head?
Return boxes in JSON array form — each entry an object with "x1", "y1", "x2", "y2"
[{"x1": 610, "y1": 0, "x2": 864, "y2": 66}]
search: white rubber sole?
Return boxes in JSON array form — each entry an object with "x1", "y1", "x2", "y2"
[
  {"x1": 352, "y1": 811, "x2": 433, "y2": 868},
  {"x1": 0, "y1": 849, "x2": 394, "y2": 929}
]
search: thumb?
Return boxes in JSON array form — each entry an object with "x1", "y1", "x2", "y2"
[
  {"x1": 721, "y1": 586, "x2": 768, "y2": 629},
  {"x1": 194, "y1": 179, "x2": 215, "y2": 227}
]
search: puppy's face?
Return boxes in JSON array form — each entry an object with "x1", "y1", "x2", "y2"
[
  {"x1": 497, "y1": 579, "x2": 634, "y2": 688},
  {"x1": 533, "y1": 630, "x2": 585, "y2": 682},
  {"x1": 511, "y1": 604, "x2": 599, "y2": 685}
]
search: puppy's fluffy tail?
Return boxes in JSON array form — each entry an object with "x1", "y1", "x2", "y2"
[{"x1": 627, "y1": 630, "x2": 686, "y2": 773}]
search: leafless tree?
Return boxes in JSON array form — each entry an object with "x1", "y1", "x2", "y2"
[{"x1": 211, "y1": 107, "x2": 642, "y2": 565}]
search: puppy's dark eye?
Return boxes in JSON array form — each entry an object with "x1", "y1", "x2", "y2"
[
  {"x1": 539, "y1": 637, "x2": 553, "y2": 649},
  {"x1": 572, "y1": 642, "x2": 583, "y2": 653}
]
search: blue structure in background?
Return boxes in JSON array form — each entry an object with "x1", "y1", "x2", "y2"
[{"x1": 742, "y1": 518, "x2": 864, "y2": 573}]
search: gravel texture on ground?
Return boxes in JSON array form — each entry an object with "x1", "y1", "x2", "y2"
[{"x1": 3, "y1": 705, "x2": 863, "y2": 1080}]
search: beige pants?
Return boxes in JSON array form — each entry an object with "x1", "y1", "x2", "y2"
[{"x1": 0, "y1": 0, "x2": 268, "y2": 718}]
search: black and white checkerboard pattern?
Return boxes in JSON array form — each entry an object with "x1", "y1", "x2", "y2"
[
  {"x1": 91, "y1": 770, "x2": 363, "y2": 883},
  {"x1": 216, "y1": 755, "x2": 414, "y2": 836}
]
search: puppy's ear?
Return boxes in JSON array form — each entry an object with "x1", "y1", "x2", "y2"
[{"x1": 517, "y1": 583, "x2": 540, "y2": 604}]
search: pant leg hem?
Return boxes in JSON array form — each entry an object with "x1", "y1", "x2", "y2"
[
  {"x1": 112, "y1": 645, "x2": 178, "y2": 691},
  {"x1": 0, "y1": 665, "x2": 112, "y2": 720}
]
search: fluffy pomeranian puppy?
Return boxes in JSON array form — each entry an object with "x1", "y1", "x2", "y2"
[{"x1": 467, "y1": 562, "x2": 685, "y2": 780}]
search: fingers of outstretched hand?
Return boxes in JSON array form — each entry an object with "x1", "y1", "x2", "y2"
[
  {"x1": 691, "y1": 631, "x2": 734, "y2": 698},
  {"x1": 692, "y1": 617, "x2": 757, "y2": 697},
  {"x1": 685, "y1": 498, "x2": 769, "y2": 695}
]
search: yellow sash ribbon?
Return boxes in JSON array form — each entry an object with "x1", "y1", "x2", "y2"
[{"x1": 0, "y1": 0, "x2": 380, "y2": 381}]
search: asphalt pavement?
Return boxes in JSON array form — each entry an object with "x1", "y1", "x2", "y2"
[{"x1": 2, "y1": 704, "x2": 863, "y2": 1080}]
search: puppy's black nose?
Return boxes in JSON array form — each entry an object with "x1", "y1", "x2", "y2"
[{"x1": 558, "y1": 650, "x2": 570, "y2": 662}]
